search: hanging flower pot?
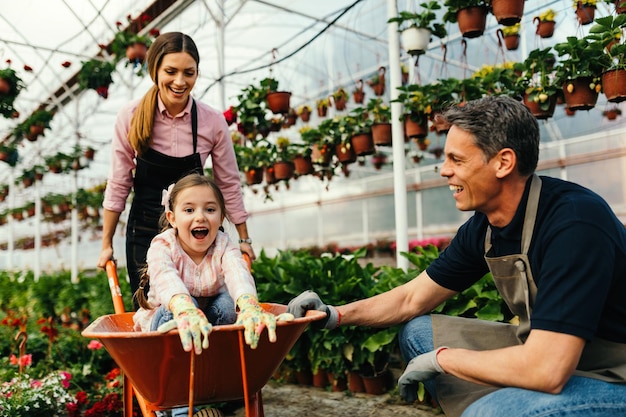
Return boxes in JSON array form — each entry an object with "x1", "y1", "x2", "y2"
[
  {"x1": 264, "y1": 165, "x2": 277, "y2": 185},
  {"x1": 371, "y1": 122, "x2": 392, "y2": 146},
  {"x1": 523, "y1": 93, "x2": 557, "y2": 119},
  {"x1": 498, "y1": 29, "x2": 520, "y2": 51},
  {"x1": 28, "y1": 124, "x2": 45, "y2": 141},
  {"x1": 575, "y1": 2, "x2": 596, "y2": 26},
  {"x1": 602, "y1": 107, "x2": 622, "y2": 120},
  {"x1": 335, "y1": 142, "x2": 357, "y2": 164},
  {"x1": 534, "y1": 18, "x2": 556, "y2": 38},
  {"x1": 602, "y1": 69, "x2": 626, "y2": 103},
  {"x1": 293, "y1": 154, "x2": 314, "y2": 175},
  {"x1": 245, "y1": 167, "x2": 264, "y2": 185},
  {"x1": 404, "y1": 114, "x2": 428, "y2": 139},
  {"x1": 615, "y1": 0, "x2": 626, "y2": 14},
  {"x1": 401, "y1": 27, "x2": 432, "y2": 55},
  {"x1": 126, "y1": 42, "x2": 148, "y2": 63},
  {"x1": 456, "y1": 6, "x2": 488, "y2": 38},
  {"x1": 491, "y1": 0, "x2": 525, "y2": 26},
  {"x1": 562, "y1": 77, "x2": 600, "y2": 110},
  {"x1": 272, "y1": 161, "x2": 294, "y2": 181},
  {"x1": 353, "y1": 79, "x2": 365, "y2": 104},
  {"x1": 0, "y1": 78, "x2": 10, "y2": 95},
  {"x1": 266, "y1": 91, "x2": 291, "y2": 114},
  {"x1": 368, "y1": 67, "x2": 386, "y2": 97},
  {"x1": 351, "y1": 133, "x2": 375, "y2": 156},
  {"x1": 297, "y1": 106, "x2": 312, "y2": 122}
]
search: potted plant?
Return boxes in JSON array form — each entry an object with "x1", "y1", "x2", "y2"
[
  {"x1": 366, "y1": 98, "x2": 393, "y2": 146},
  {"x1": 273, "y1": 136, "x2": 297, "y2": 181},
  {"x1": 472, "y1": 62, "x2": 519, "y2": 97},
  {"x1": 347, "y1": 108, "x2": 375, "y2": 157},
  {"x1": 534, "y1": 9, "x2": 557, "y2": 38},
  {"x1": 387, "y1": 2, "x2": 447, "y2": 56},
  {"x1": 498, "y1": 23, "x2": 521, "y2": 51},
  {"x1": 393, "y1": 83, "x2": 434, "y2": 139},
  {"x1": 0, "y1": 66, "x2": 25, "y2": 119},
  {"x1": 316, "y1": 97, "x2": 330, "y2": 117},
  {"x1": 296, "y1": 104, "x2": 312, "y2": 122},
  {"x1": 443, "y1": 0, "x2": 490, "y2": 38},
  {"x1": 554, "y1": 36, "x2": 607, "y2": 110},
  {"x1": 574, "y1": 0, "x2": 597, "y2": 26},
  {"x1": 17, "y1": 108, "x2": 55, "y2": 141},
  {"x1": 235, "y1": 81, "x2": 270, "y2": 139},
  {"x1": 428, "y1": 77, "x2": 462, "y2": 133},
  {"x1": 0, "y1": 142, "x2": 19, "y2": 166},
  {"x1": 517, "y1": 48, "x2": 560, "y2": 119},
  {"x1": 491, "y1": 0, "x2": 525, "y2": 26},
  {"x1": 588, "y1": 14, "x2": 626, "y2": 102},
  {"x1": 352, "y1": 79, "x2": 365, "y2": 104},
  {"x1": 367, "y1": 67, "x2": 386, "y2": 96},
  {"x1": 262, "y1": 77, "x2": 291, "y2": 114},
  {"x1": 605, "y1": 0, "x2": 626, "y2": 14},
  {"x1": 78, "y1": 58, "x2": 116, "y2": 99},
  {"x1": 234, "y1": 141, "x2": 273, "y2": 185},
  {"x1": 300, "y1": 125, "x2": 333, "y2": 166},
  {"x1": 331, "y1": 87, "x2": 349, "y2": 111},
  {"x1": 110, "y1": 18, "x2": 154, "y2": 65}
]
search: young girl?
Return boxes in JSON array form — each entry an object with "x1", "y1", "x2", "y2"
[{"x1": 133, "y1": 173, "x2": 289, "y2": 356}]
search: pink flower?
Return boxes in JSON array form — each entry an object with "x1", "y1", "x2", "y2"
[
  {"x1": 60, "y1": 371, "x2": 72, "y2": 388},
  {"x1": 30, "y1": 379, "x2": 43, "y2": 388},
  {"x1": 87, "y1": 340, "x2": 103, "y2": 350},
  {"x1": 10, "y1": 354, "x2": 32, "y2": 367}
]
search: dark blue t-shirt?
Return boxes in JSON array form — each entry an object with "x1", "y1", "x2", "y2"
[{"x1": 427, "y1": 176, "x2": 626, "y2": 343}]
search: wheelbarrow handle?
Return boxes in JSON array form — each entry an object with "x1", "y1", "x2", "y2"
[{"x1": 105, "y1": 259, "x2": 126, "y2": 314}]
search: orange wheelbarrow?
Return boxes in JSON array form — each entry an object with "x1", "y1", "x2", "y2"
[{"x1": 82, "y1": 259, "x2": 324, "y2": 417}]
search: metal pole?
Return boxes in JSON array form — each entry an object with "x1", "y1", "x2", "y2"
[{"x1": 387, "y1": 0, "x2": 409, "y2": 271}]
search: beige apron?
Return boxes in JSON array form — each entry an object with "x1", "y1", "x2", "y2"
[{"x1": 431, "y1": 175, "x2": 626, "y2": 417}]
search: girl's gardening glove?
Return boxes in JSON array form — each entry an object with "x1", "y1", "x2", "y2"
[
  {"x1": 158, "y1": 294, "x2": 212, "y2": 355},
  {"x1": 398, "y1": 347, "x2": 448, "y2": 403},
  {"x1": 235, "y1": 294, "x2": 294, "y2": 349},
  {"x1": 286, "y1": 290, "x2": 339, "y2": 330}
]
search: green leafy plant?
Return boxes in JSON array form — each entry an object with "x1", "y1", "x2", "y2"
[
  {"x1": 393, "y1": 83, "x2": 435, "y2": 123},
  {"x1": 553, "y1": 36, "x2": 607, "y2": 84},
  {"x1": 366, "y1": 98, "x2": 391, "y2": 123},
  {"x1": 387, "y1": 2, "x2": 447, "y2": 38},
  {"x1": 516, "y1": 47, "x2": 561, "y2": 110},
  {"x1": 537, "y1": 8, "x2": 557, "y2": 22},
  {"x1": 588, "y1": 15, "x2": 626, "y2": 71},
  {"x1": 0, "y1": 66, "x2": 25, "y2": 119},
  {"x1": 78, "y1": 59, "x2": 116, "y2": 98}
]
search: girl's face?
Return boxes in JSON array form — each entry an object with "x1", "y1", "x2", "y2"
[
  {"x1": 156, "y1": 52, "x2": 198, "y2": 116},
  {"x1": 166, "y1": 184, "x2": 224, "y2": 264}
]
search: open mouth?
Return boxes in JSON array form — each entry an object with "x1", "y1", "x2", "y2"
[
  {"x1": 449, "y1": 185, "x2": 464, "y2": 195},
  {"x1": 191, "y1": 228, "x2": 209, "y2": 239}
]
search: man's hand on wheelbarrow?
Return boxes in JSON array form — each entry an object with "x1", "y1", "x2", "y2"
[
  {"x1": 236, "y1": 294, "x2": 294, "y2": 349},
  {"x1": 287, "y1": 290, "x2": 340, "y2": 330},
  {"x1": 158, "y1": 294, "x2": 212, "y2": 355}
]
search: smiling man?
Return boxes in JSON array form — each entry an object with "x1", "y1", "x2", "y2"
[{"x1": 287, "y1": 95, "x2": 626, "y2": 416}]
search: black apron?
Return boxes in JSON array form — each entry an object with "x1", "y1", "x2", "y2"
[
  {"x1": 431, "y1": 175, "x2": 626, "y2": 416},
  {"x1": 126, "y1": 101, "x2": 203, "y2": 303}
]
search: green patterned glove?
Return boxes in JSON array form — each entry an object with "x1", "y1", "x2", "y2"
[
  {"x1": 235, "y1": 294, "x2": 294, "y2": 349},
  {"x1": 158, "y1": 294, "x2": 212, "y2": 355}
]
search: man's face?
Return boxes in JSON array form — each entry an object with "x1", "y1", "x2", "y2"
[{"x1": 439, "y1": 125, "x2": 502, "y2": 214}]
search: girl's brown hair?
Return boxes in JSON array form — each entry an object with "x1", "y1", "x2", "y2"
[
  {"x1": 133, "y1": 173, "x2": 229, "y2": 309},
  {"x1": 127, "y1": 32, "x2": 200, "y2": 156}
]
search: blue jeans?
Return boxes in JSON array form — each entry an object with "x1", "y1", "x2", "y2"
[
  {"x1": 152, "y1": 292, "x2": 236, "y2": 417},
  {"x1": 399, "y1": 315, "x2": 626, "y2": 417}
]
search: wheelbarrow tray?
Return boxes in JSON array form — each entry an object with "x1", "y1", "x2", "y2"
[{"x1": 83, "y1": 303, "x2": 323, "y2": 409}]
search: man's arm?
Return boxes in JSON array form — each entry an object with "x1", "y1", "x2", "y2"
[
  {"x1": 337, "y1": 270, "x2": 458, "y2": 327},
  {"x1": 437, "y1": 329, "x2": 586, "y2": 393}
]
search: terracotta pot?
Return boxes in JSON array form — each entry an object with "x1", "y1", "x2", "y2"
[
  {"x1": 266, "y1": 91, "x2": 291, "y2": 114},
  {"x1": 312, "y1": 370, "x2": 328, "y2": 388},
  {"x1": 491, "y1": 0, "x2": 525, "y2": 26},
  {"x1": 401, "y1": 27, "x2": 431, "y2": 55},
  {"x1": 604, "y1": 109, "x2": 620, "y2": 120},
  {"x1": 317, "y1": 106, "x2": 328, "y2": 118},
  {"x1": 126, "y1": 42, "x2": 148, "y2": 63},
  {"x1": 273, "y1": 161, "x2": 295, "y2": 181},
  {"x1": 245, "y1": 167, "x2": 264, "y2": 185},
  {"x1": 565, "y1": 106, "x2": 576, "y2": 117},
  {"x1": 350, "y1": 133, "x2": 375, "y2": 156},
  {"x1": 562, "y1": 77, "x2": 599, "y2": 110},
  {"x1": 348, "y1": 371, "x2": 365, "y2": 393},
  {"x1": 575, "y1": 3, "x2": 595, "y2": 25},
  {"x1": 334, "y1": 96, "x2": 347, "y2": 111},
  {"x1": 602, "y1": 69, "x2": 626, "y2": 103},
  {"x1": 361, "y1": 371, "x2": 389, "y2": 395},
  {"x1": 311, "y1": 143, "x2": 332, "y2": 166},
  {"x1": 616, "y1": 0, "x2": 626, "y2": 14},
  {"x1": 335, "y1": 143, "x2": 357, "y2": 164},
  {"x1": 371, "y1": 122, "x2": 392, "y2": 146},
  {"x1": 456, "y1": 6, "x2": 488, "y2": 38},
  {"x1": 0, "y1": 78, "x2": 10, "y2": 95},
  {"x1": 84, "y1": 148, "x2": 95, "y2": 160},
  {"x1": 29, "y1": 124, "x2": 45, "y2": 140},
  {"x1": 503, "y1": 34, "x2": 520, "y2": 51},
  {"x1": 404, "y1": 115, "x2": 428, "y2": 139},
  {"x1": 299, "y1": 109, "x2": 311, "y2": 122},
  {"x1": 370, "y1": 67, "x2": 386, "y2": 97},
  {"x1": 353, "y1": 90, "x2": 365, "y2": 104},
  {"x1": 534, "y1": 19, "x2": 555, "y2": 38},
  {"x1": 264, "y1": 165, "x2": 277, "y2": 184},
  {"x1": 294, "y1": 369, "x2": 313, "y2": 386},
  {"x1": 293, "y1": 155, "x2": 313, "y2": 175},
  {"x1": 523, "y1": 94, "x2": 557, "y2": 120},
  {"x1": 327, "y1": 373, "x2": 347, "y2": 392}
]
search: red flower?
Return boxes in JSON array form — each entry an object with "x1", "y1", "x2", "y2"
[
  {"x1": 23, "y1": 65, "x2": 33, "y2": 72},
  {"x1": 61, "y1": 61, "x2": 72, "y2": 68},
  {"x1": 5, "y1": 59, "x2": 11, "y2": 64},
  {"x1": 75, "y1": 390, "x2": 89, "y2": 405},
  {"x1": 105, "y1": 367, "x2": 121, "y2": 380},
  {"x1": 116, "y1": 21, "x2": 123, "y2": 27},
  {"x1": 98, "y1": 44, "x2": 108, "y2": 50},
  {"x1": 96, "y1": 86, "x2": 109, "y2": 99},
  {"x1": 141, "y1": 14, "x2": 151, "y2": 23},
  {"x1": 149, "y1": 28, "x2": 160, "y2": 37},
  {"x1": 223, "y1": 106, "x2": 237, "y2": 125}
]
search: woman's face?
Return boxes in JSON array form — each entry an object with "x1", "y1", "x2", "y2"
[{"x1": 156, "y1": 52, "x2": 198, "y2": 115}]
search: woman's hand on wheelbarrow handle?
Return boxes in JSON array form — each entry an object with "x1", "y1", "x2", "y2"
[
  {"x1": 158, "y1": 294, "x2": 212, "y2": 355},
  {"x1": 287, "y1": 290, "x2": 338, "y2": 330}
]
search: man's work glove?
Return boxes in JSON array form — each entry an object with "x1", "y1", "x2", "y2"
[
  {"x1": 398, "y1": 347, "x2": 448, "y2": 403},
  {"x1": 286, "y1": 290, "x2": 339, "y2": 330},
  {"x1": 157, "y1": 294, "x2": 212, "y2": 355},
  {"x1": 235, "y1": 294, "x2": 293, "y2": 349}
]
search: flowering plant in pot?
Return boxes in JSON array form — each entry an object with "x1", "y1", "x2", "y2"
[
  {"x1": 573, "y1": 0, "x2": 597, "y2": 26},
  {"x1": 534, "y1": 8, "x2": 557, "y2": 38},
  {"x1": 78, "y1": 59, "x2": 116, "y2": 99},
  {"x1": 387, "y1": 2, "x2": 447, "y2": 55},
  {"x1": 553, "y1": 36, "x2": 607, "y2": 110},
  {"x1": 587, "y1": 14, "x2": 626, "y2": 102},
  {"x1": 0, "y1": 66, "x2": 25, "y2": 119},
  {"x1": 261, "y1": 77, "x2": 291, "y2": 114},
  {"x1": 516, "y1": 48, "x2": 560, "y2": 118},
  {"x1": 393, "y1": 83, "x2": 435, "y2": 139}
]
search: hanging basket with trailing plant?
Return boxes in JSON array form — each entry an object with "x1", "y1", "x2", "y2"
[
  {"x1": 388, "y1": 3, "x2": 447, "y2": 56},
  {"x1": 0, "y1": 66, "x2": 25, "y2": 119},
  {"x1": 78, "y1": 59, "x2": 116, "y2": 99}
]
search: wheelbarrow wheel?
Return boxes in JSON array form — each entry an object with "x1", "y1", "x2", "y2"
[{"x1": 193, "y1": 408, "x2": 224, "y2": 417}]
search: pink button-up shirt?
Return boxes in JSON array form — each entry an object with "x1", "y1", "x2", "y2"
[
  {"x1": 133, "y1": 229, "x2": 257, "y2": 331},
  {"x1": 103, "y1": 95, "x2": 248, "y2": 225}
]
